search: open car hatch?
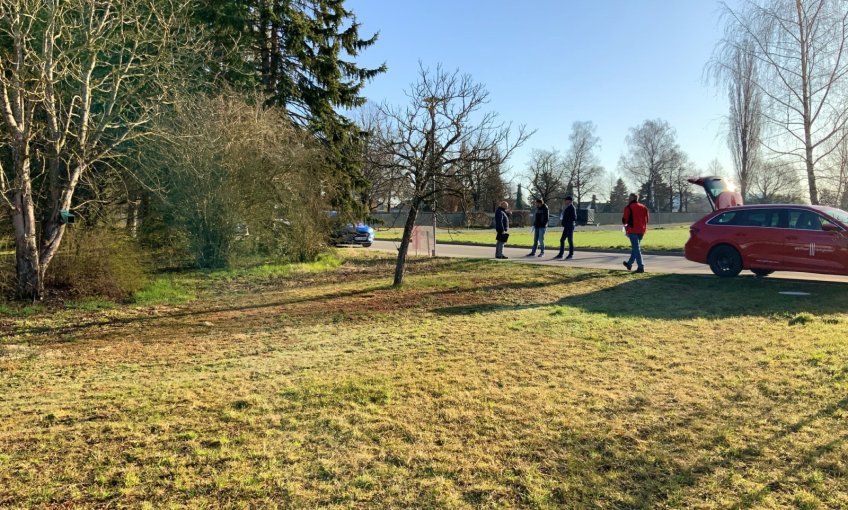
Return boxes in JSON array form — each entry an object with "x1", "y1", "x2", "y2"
[{"x1": 688, "y1": 176, "x2": 743, "y2": 211}]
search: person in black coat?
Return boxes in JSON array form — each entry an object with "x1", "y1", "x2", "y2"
[
  {"x1": 494, "y1": 201, "x2": 510, "y2": 259},
  {"x1": 555, "y1": 196, "x2": 576, "y2": 259},
  {"x1": 528, "y1": 198, "x2": 549, "y2": 257}
]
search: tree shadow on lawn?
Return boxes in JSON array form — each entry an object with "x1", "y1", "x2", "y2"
[
  {"x1": 435, "y1": 273, "x2": 848, "y2": 320},
  {"x1": 2, "y1": 259, "x2": 562, "y2": 341},
  {"x1": 538, "y1": 395, "x2": 848, "y2": 508}
]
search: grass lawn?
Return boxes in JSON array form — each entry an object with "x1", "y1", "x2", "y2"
[
  {"x1": 375, "y1": 226, "x2": 691, "y2": 252},
  {"x1": 2, "y1": 252, "x2": 848, "y2": 508}
]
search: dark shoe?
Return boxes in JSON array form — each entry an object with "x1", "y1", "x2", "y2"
[
  {"x1": 500, "y1": 255, "x2": 509, "y2": 259},
  {"x1": 527, "y1": 252, "x2": 536, "y2": 257},
  {"x1": 634, "y1": 267, "x2": 645, "y2": 273},
  {"x1": 537, "y1": 252, "x2": 544, "y2": 257},
  {"x1": 565, "y1": 254, "x2": 573, "y2": 260},
  {"x1": 553, "y1": 254, "x2": 563, "y2": 259},
  {"x1": 622, "y1": 261, "x2": 632, "y2": 271}
]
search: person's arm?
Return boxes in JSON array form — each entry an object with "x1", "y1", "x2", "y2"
[{"x1": 622, "y1": 205, "x2": 631, "y2": 226}]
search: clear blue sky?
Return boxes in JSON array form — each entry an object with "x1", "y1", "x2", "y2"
[{"x1": 347, "y1": 0, "x2": 736, "y2": 196}]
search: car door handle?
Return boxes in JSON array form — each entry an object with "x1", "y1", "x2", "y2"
[
  {"x1": 735, "y1": 232, "x2": 746, "y2": 237},
  {"x1": 786, "y1": 235, "x2": 798, "y2": 240}
]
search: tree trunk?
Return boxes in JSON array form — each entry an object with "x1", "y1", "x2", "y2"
[
  {"x1": 12, "y1": 186, "x2": 41, "y2": 301},
  {"x1": 393, "y1": 199, "x2": 421, "y2": 287},
  {"x1": 796, "y1": 0, "x2": 819, "y2": 205},
  {"x1": 126, "y1": 195, "x2": 140, "y2": 237}
]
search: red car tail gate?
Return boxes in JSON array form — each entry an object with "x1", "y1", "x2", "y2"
[{"x1": 688, "y1": 176, "x2": 743, "y2": 211}]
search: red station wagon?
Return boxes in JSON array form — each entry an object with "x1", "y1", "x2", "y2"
[{"x1": 685, "y1": 177, "x2": 848, "y2": 277}]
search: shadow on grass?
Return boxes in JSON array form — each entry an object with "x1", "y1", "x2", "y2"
[
  {"x1": 436, "y1": 273, "x2": 848, "y2": 320},
  {"x1": 512, "y1": 392, "x2": 848, "y2": 507},
  {"x1": 0, "y1": 257, "x2": 550, "y2": 340}
]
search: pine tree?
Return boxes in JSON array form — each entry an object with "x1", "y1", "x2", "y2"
[
  {"x1": 608, "y1": 178, "x2": 629, "y2": 212},
  {"x1": 197, "y1": 0, "x2": 386, "y2": 212}
]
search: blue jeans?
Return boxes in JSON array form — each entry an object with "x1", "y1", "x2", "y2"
[
  {"x1": 627, "y1": 233, "x2": 644, "y2": 269},
  {"x1": 531, "y1": 227, "x2": 546, "y2": 254}
]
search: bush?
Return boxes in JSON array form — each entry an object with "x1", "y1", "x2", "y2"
[
  {"x1": 46, "y1": 229, "x2": 150, "y2": 300},
  {"x1": 139, "y1": 93, "x2": 333, "y2": 269}
]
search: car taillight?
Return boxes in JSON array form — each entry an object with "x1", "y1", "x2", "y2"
[{"x1": 689, "y1": 227, "x2": 700, "y2": 238}]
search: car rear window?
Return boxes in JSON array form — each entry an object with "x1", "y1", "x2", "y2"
[
  {"x1": 708, "y1": 211, "x2": 741, "y2": 225},
  {"x1": 707, "y1": 209, "x2": 782, "y2": 227}
]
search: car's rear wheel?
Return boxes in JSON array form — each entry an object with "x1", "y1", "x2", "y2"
[
  {"x1": 708, "y1": 245, "x2": 743, "y2": 277},
  {"x1": 751, "y1": 268, "x2": 774, "y2": 277},
  {"x1": 362, "y1": 242, "x2": 372, "y2": 248}
]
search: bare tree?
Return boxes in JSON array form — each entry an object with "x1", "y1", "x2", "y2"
[
  {"x1": 749, "y1": 159, "x2": 804, "y2": 203},
  {"x1": 670, "y1": 152, "x2": 695, "y2": 212},
  {"x1": 453, "y1": 147, "x2": 509, "y2": 212},
  {"x1": 358, "y1": 107, "x2": 409, "y2": 212},
  {"x1": 719, "y1": 0, "x2": 848, "y2": 204},
  {"x1": 526, "y1": 149, "x2": 565, "y2": 203},
  {"x1": 373, "y1": 65, "x2": 530, "y2": 286},
  {"x1": 563, "y1": 121, "x2": 604, "y2": 206},
  {"x1": 710, "y1": 36, "x2": 763, "y2": 201},
  {"x1": 0, "y1": 0, "x2": 196, "y2": 300},
  {"x1": 618, "y1": 119, "x2": 680, "y2": 211}
]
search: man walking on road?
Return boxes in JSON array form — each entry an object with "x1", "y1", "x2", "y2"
[
  {"x1": 622, "y1": 193, "x2": 649, "y2": 273},
  {"x1": 494, "y1": 201, "x2": 510, "y2": 259},
  {"x1": 528, "y1": 198, "x2": 549, "y2": 257},
  {"x1": 554, "y1": 196, "x2": 576, "y2": 260}
]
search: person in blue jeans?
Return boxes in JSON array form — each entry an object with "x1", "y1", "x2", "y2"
[
  {"x1": 528, "y1": 198, "x2": 549, "y2": 257},
  {"x1": 622, "y1": 193, "x2": 649, "y2": 273}
]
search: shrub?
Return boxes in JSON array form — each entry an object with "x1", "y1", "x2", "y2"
[{"x1": 46, "y1": 229, "x2": 149, "y2": 300}]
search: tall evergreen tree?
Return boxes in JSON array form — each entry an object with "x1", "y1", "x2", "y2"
[
  {"x1": 608, "y1": 178, "x2": 629, "y2": 212},
  {"x1": 197, "y1": 0, "x2": 386, "y2": 211}
]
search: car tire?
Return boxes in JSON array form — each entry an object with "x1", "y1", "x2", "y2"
[
  {"x1": 708, "y1": 245, "x2": 743, "y2": 278},
  {"x1": 362, "y1": 242, "x2": 372, "y2": 248},
  {"x1": 751, "y1": 269, "x2": 774, "y2": 277}
]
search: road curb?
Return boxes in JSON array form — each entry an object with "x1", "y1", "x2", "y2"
[{"x1": 373, "y1": 238, "x2": 683, "y2": 257}]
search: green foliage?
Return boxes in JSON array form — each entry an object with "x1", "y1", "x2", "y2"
[
  {"x1": 608, "y1": 178, "x2": 630, "y2": 212},
  {"x1": 195, "y1": 0, "x2": 386, "y2": 213},
  {"x1": 46, "y1": 228, "x2": 150, "y2": 300},
  {"x1": 139, "y1": 93, "x2": 330, "y2": 268}
]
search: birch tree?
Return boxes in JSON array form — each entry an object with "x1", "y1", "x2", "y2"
[
  {"x1": 718, "y1": 0, "x2": 848, "y2": 204},
  {"x1": 563, "y1": 121, "x2": 604, "y2": 206},
  {"x1": 618, "y1": 119, "x2": 680, "y2": 212},
  {"x1": 710, "y1": 36, "x2": 763, "y2": 201}
]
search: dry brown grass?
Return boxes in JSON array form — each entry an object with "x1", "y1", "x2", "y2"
[{"x1": 2, "y1": 251, "x2": 848, "y2": 508}]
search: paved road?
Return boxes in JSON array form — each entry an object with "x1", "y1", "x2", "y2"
[{"x1": 370, "y1": 240, "x2": 848, "y2": 284}]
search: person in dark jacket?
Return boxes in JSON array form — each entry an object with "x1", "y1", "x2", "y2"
[
  {"x1": 494, "y1": 201, "x2": 510, "y2": 259},
  {"x1": 622, "y1": 193, "x2": 650, "y2": 273},
  {"x1": 528, "y1": 198, "x2": 549, "y2": 257},
  {"x1": 555, "y1": 196, "x2": 576, "y2": 259}
]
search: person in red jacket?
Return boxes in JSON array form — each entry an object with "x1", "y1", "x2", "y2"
[{"x1": 622, "y1": 193, "x2": 649, "y2": 273}]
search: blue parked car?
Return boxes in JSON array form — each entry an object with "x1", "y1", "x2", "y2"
[{"x1": 327, "y1": 212, "x2": 375, "y2": 247}]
